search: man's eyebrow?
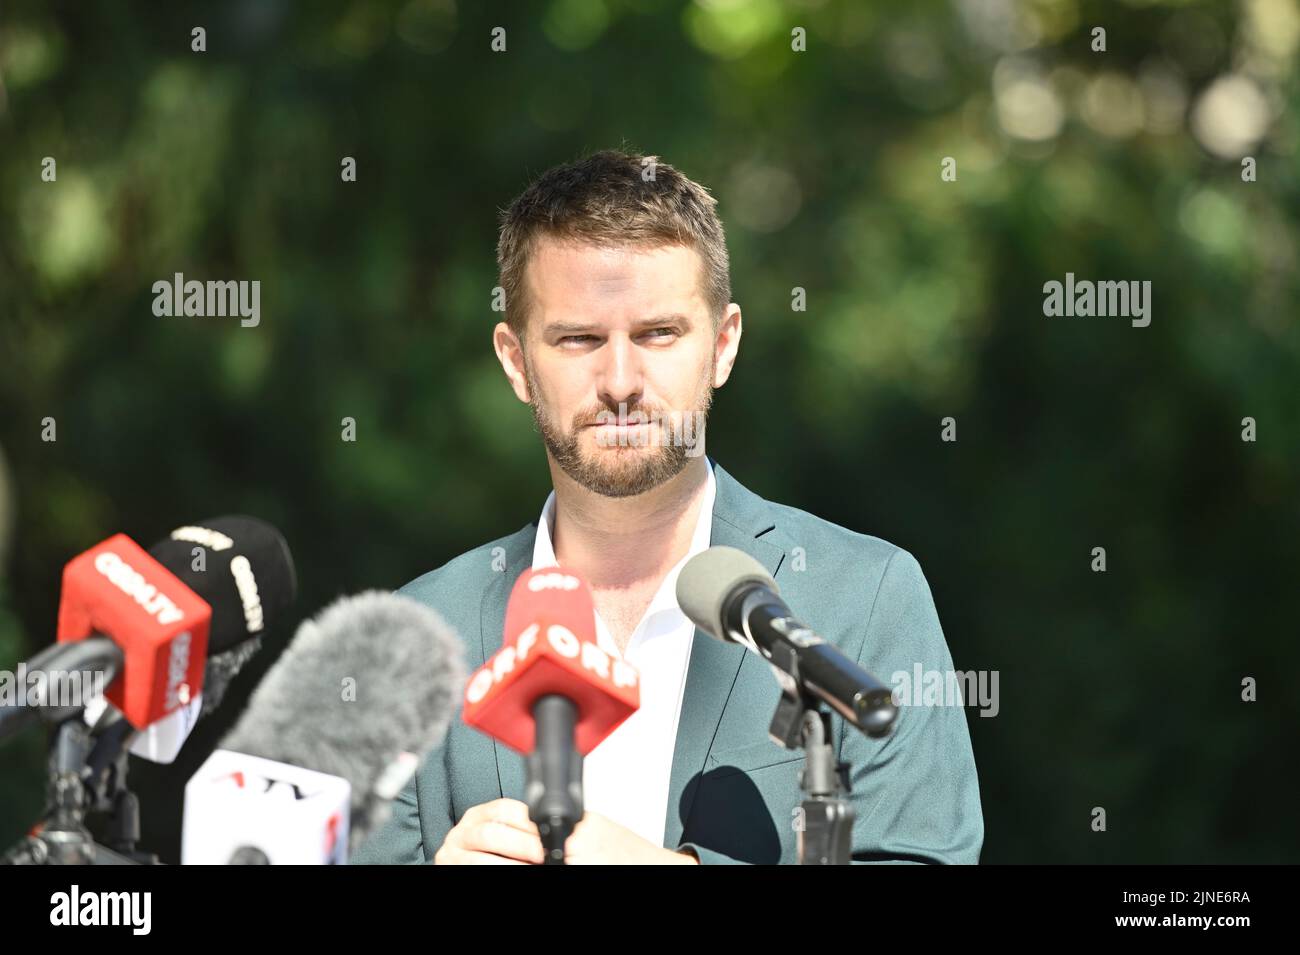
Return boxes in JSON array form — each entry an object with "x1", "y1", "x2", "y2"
[
  {"x1": 545, "y1": 321, "x2": 598, "y2": 335},
  {"x1": 544, "y1": 314, "x2": 694, "y2": 336},
  {"x1": 632, "y1": 314, "x2": 693, "y2": 329}
]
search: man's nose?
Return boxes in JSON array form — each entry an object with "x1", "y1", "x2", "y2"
[{"x1": 596, "y1": 334, "x2": 644, "y2": 407}]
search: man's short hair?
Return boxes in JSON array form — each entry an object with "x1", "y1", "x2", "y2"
[{"x1": 496, "y1": 147, "x2": 731, "y2": 340}]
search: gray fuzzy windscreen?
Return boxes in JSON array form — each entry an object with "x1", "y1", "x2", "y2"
[{"x1": 220, "y1": 590, "x2": 467, "y2": 851}]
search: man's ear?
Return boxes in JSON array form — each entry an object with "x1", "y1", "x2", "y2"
[
  {"x1": 712, "y1": 304, "x2": 742, "y2": 388},
  {"x1": 493, "y1": 321, "x2": 531, "y2": 403}
]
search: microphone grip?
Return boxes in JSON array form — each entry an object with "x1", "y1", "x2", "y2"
[
  {"x1": 729, "y1": 589, "x2": 898, "y2": 737},
  {"x1": 799, "y1": 644, "x2": 898, "y2": 737},
  {"x1": 0, "y1": 637, "x2": 125, "y2": 741},
  {"x1": 528, "y1": 693, "x2": 583, "y2": 865}
]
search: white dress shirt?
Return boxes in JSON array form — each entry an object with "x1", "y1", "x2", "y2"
[{"x1": 531, "y1": 459, "x2": 716, "y2": 848}]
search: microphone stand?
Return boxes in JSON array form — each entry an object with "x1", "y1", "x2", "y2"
[
  {"x1": 2, "y1": 714, "x2": 155, "y2": 865},
  {"x1": 766, "y1": 651, "x2": 856, "y2": 865},
  {"x1": 526, "y1": 694, "x2": 583, "y2": 865},
  {"x1": 85, "y1": 716, "x2": 157, "y2": 862}
]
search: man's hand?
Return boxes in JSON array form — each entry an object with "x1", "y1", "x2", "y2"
[
  {"x1": 434, "y1": 800, "x2": 699, "y2": 864},
  {"x1": 433, "y1": 798, "x2": 545, "y2": 865},
  {"x1": 564, "y1": 811, "x2": 699, "y2": 865}
]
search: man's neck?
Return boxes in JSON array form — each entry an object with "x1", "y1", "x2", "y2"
[{"x1": 547, "y1": 455, "x2": 710, "y2": 591}]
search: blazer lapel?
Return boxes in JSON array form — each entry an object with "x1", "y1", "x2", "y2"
[
  {"x1": 484, "y1": 527, "x2": 535, "y2": 805},
  {"x1": 662, "y1": 459, "x2": 785, "y2": 848},
  {"x1": 479, "y1": 459, "x2": 786, "y2": 849}
]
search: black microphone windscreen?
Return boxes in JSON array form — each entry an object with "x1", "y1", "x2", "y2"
[{"x1": 149, "y1": 515, "x2": 297, "y2": 654}]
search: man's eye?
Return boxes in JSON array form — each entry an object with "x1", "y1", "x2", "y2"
[
  {"x1": 643, "y1": 328, "x2": 675, "y2": 339},
  {"x1": 560, "y1": 335, "x2": 596, "y2": 344}
]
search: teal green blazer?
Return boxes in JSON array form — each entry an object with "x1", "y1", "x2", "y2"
[{"x1": 352, "y1": 460, "x2": 983, "y2": 864}]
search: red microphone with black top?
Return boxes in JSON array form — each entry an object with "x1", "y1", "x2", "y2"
[{"x1": 55, "y1": 533, "x2": 212, "y2": 730}]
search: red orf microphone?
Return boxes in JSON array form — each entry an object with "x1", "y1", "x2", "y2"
[{"x1": 463, "y1": 567, "x2": 639, "y2": 863}]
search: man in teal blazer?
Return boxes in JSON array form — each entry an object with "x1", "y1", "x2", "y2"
[
  {"x1": 353, "y1": 149, "x2": 983, "y2": 864},
  {"x1": 353, "y1": 458, "x2": 983, "y2": 865}
]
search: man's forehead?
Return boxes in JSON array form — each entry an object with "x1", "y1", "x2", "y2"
[
  {"x1": 528, "y1": 238, "x2": 705, "y2": 315},
  {"x1": 533, "y1": 236, "x2": 697, "y2": 271}
]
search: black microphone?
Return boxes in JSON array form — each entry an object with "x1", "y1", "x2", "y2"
[
  {"x1": 1, "y1": 516, "x2": 297, "y2": 865},
  {"x1": 676, "y1": 546, "x2": 898, "y2": 739},
  {"x1": 92, "y1": 516, "x2": 297, "y2": 763},
  {"x1": 0, "y1": 516, "x2": 295, "y2": 746},
  {"x1": 3, "y1": 639, "x2": 128, "y2": 732},
  {"x1": 147, "y1": 515, "x2": 297, "y2": 657}
]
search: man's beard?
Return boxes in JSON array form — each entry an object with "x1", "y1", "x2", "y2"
[{"x1": 524, "y1": 358, "x2": 713, "y2": 498}]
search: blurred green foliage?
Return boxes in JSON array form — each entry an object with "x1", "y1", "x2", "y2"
[{"x1": 1, "y1": 0, "x2": 1297, "y2": 863}]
